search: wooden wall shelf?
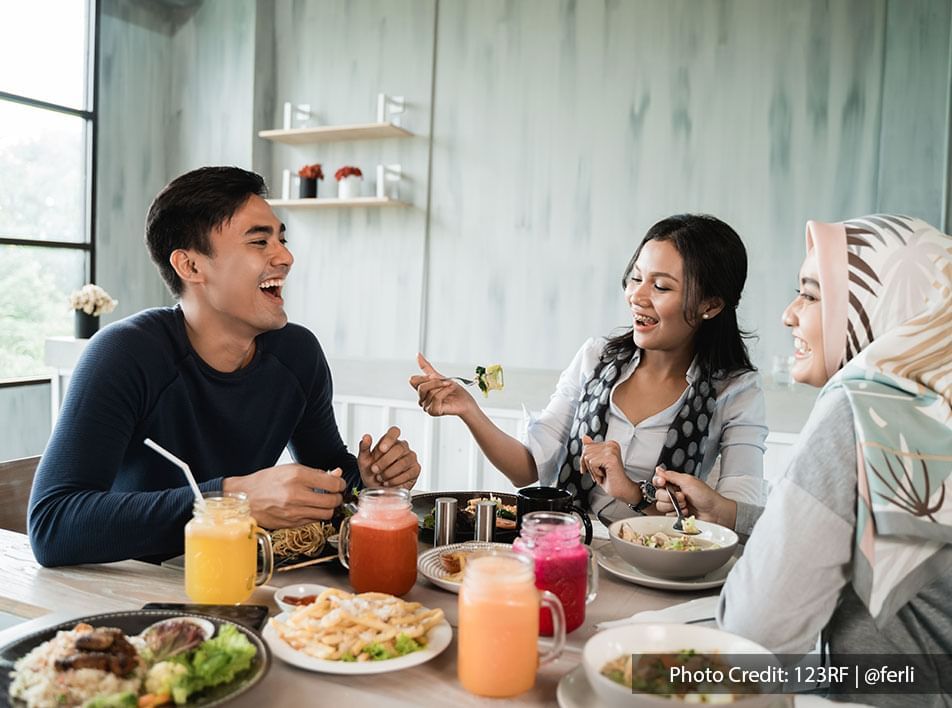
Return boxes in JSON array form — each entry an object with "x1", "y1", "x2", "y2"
[
  {"x1": 267, "y1": 196, "x2": 407, "y2": 208},
  {"x1": 258, "y1": 122, "x2": 412, "y2": 145}
]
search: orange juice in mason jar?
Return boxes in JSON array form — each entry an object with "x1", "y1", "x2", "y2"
[
  {"x1": 184, "y1": 492, "x2": 273, "y2": 604},
  {"x1": 458, "y1": 551, "x2": 565, "y2": 697},
  {"x1": 338, "y1": 487, "x2": 418, "y2": 596}
]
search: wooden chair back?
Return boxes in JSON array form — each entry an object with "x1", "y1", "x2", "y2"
[{"x1": 0, "y1": 456, "x2": 40, "y2": 534}]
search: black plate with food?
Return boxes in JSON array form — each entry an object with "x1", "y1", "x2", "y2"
[
  {"x1": 0, "y1": 609, "x2": 270, "y2": 707},
  {"x1": 270, "y1": 519, "x2": 341, "y2": 570},
  {"x1": 140, "y1": 604, "x2": 270, "y2": 633},
  {"x1": 412, "y1": 490, "x2": 519, "y2": 543}
]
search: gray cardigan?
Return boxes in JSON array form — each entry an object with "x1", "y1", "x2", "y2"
[{"x1": 718, "y1": 389, "x2": 952, "y2": 707}]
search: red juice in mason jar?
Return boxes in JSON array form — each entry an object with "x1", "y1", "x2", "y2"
[
  {"x1": 340, "y1": 488, "x2": 418, "y2": 596},
  {"x1": 512, "y1": 511, "x2": 596, "y2": 634}
]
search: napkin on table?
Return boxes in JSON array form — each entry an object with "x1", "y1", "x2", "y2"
[{"x1": 595, "y1": 595, "x2": 719, "y2": 630}]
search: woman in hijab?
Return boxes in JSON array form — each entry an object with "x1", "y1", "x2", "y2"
[{"x1": 656, "y1": 215, "x2": 952, "y2": 683}]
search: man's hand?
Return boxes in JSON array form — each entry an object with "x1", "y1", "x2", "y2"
[
  {"x1": 357, "y1": 426, "x2": 421, "y2": 490},
  {"x1": 580, "y1": 435, "x2": 640, "y2": 504},
  {"x1": 223, "y1": 464, "x2": 346, "y2": 529}
]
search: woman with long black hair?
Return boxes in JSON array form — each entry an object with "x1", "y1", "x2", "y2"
[{"x1": 410, "y1": 214, "x2": 767, "y2": 525}]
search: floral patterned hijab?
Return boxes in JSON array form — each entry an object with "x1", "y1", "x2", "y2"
[{"x1": 807, "y1": 214, "x2": 952, "y2": 624}]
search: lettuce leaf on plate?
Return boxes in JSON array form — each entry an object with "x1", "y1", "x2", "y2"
[{"x1": 146, "y1": 624, "x2": 257, "y2": 705}]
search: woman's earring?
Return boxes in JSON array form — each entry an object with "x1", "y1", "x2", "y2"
[{"x1": 701, "y1": 313, "x2": 709, "y2": 320}]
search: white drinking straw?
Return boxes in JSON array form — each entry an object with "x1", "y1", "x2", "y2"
[{"x1": 144, "y1": 438, "x2": 205, "y2": 508}]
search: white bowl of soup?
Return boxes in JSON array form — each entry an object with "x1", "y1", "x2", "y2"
[
  {"x1": 608, "y1": 516, "x2": 737, "y2": 579},
  {"x1": 583, "y1": 623, "x2": 778, "y2": 707}
]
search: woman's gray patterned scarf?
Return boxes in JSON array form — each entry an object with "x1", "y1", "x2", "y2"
[{"x1": 557, "y1": 347, "x2": 717, "y2": 512}]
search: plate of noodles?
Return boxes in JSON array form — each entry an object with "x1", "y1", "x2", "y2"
[
  {"x1": 263, "y1": 587, "x2": 451, "y2": 675},
  {"x1": 269, "y1": 521, "x2": 339, "y2": 569}
]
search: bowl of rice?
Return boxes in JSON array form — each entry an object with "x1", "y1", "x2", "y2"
[{"x1": 608, "y1": 516, "x2": 737, "y2": 579}]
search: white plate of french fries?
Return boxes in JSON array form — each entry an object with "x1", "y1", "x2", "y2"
[{"x1": 263, "y1": 587, "x2": 451, "y2": 674}]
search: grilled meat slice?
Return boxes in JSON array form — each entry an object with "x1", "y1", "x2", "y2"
[
  {"x1": 108, "y1": 650, "x2": 139, "y2": 676},
  {"x1": 55, "y1": 627, "x2": 140, "y2": 676},
  {"x1": 55, "y1": 652, "x2": 113, "y2": 672},
  {"x1": 74, "y1": 627, "x2": 122, "y2": 651}
]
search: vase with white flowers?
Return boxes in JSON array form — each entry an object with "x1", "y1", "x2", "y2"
[{"x1": 69, "y1": 284, "x2": 118, "y2": 338}]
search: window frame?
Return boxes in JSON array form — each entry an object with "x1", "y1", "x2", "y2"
[{"x1": 0, "y1": 0, "x2": 99, "y2": 385}]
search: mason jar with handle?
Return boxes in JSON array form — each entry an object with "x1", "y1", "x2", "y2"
[
  {"x1": 338, "y1": 487, "x2": 418, "y2": 596},
  {"x1": 458, "y1": 550, "x2": 566, "y2": 697},
  {"x1": 512, "y1": 510, "x2": 598, "y2": 635},
  {"x1": 184, "y1": 491, "x2": 273, "y2": 604}
]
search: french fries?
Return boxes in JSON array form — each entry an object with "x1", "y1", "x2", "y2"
[{"x1": 270, "y1": 588, "x2": 444, "y2": 662}]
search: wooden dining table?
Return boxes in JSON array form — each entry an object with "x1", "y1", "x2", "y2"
[{"x1": 0, "y1": 527, "x2": 722, "y2": 707}]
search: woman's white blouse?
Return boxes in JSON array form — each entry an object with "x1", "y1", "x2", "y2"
[{"x1": 522, "y1": 337, "x2": 768, "y2": 521}]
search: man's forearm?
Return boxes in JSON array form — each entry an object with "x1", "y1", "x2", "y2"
[{"x1": 29, "y1": 483, "x2": 214, "y2": 566}]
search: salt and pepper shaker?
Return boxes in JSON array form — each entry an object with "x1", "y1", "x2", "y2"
[
  {"x1": 434, "y1": 497, "x2": 458, "y2": 547},
  {"x1": 474, "y1": 500, "x2": 496, "y2": 542}
]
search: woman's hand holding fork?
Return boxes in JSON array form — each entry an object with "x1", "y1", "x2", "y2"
[{"x1": 410, "y1": 353, "x2": 479, "y2": 419}]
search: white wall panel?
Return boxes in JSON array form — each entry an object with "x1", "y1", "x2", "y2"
[
  {"x1": 97, "y1": 0, "x2": 177, "y2": 319},
  {"x1": 269, "y1": 0, "x2": 436, "y2": 361},
  {"x1": 95, "y1": 0, "x2": 950, "y2": 373},
  {"x1": 426, "y1": 0, "x2": 892, "y2": 370},
  {"x1": 167, "y1": 0, "x2": 258, "y2": 173}
]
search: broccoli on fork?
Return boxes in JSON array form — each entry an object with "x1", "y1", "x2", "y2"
[{"x1": 474, "y1": 364, "x2": 504, "y2": 397}]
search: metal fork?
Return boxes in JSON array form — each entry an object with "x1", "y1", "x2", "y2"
[
  {"x1": 656, "y1": 464, "x2": 699, "y2": 535},
  {"x1": 341, "y1": 486, "x2": 360, "y2": 516},
  {"x1": 441, "y1": 376, "x2": 476, "y2": 386},
  {"x1": 670, "y1": 484, "x2": 700, "y2": 534}
]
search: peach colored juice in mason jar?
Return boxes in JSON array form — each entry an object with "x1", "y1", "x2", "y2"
[
  {"x1": 184, "y1": 492, "x2": 273, "y2": 604},
  {"x1": 457, "y1": 552, "x2": 565, "y2": 697},
  {"x1": 339, "y1": 488, "x2": 418, "y2": 596}
]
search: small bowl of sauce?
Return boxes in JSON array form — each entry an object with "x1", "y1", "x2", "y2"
[{"x1": 275, "y1": 583, "x2": 330, "y2": 614}]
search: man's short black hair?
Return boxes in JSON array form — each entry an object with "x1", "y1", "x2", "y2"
[{"x1": 145, "y1": 166, "x2": 268, "y2": 296}]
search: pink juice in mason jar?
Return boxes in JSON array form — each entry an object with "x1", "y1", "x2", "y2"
[{"x1": 512, "y1": 511, "x2": 596, "y2": 635}]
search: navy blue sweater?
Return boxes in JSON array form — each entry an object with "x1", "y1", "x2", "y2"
[{"x1": 29, "y1": 307, "x2": 360, "y2": 566}]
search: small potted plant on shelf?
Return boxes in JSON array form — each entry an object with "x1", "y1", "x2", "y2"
[
  {"x1": 298, "y1": 163, "x2": 324, "y2": 198},
  {"x1": 335, "y1": 166, "x2": 363, "y2": 200},
  {"x1": 68, "y1": 284, "x2": 118, "y2": 339}
]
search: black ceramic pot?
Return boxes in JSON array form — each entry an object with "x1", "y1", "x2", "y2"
[
  {"x1": 299, "y1": 177, "x2": 317, "y2": 198},
  {"x1": 74, "y1": 311, "x2": 99, "y2": 339}
]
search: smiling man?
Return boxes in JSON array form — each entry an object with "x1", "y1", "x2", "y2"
[{"x1": 28, "y1": 166, "x2": 421, "y2": 566}]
